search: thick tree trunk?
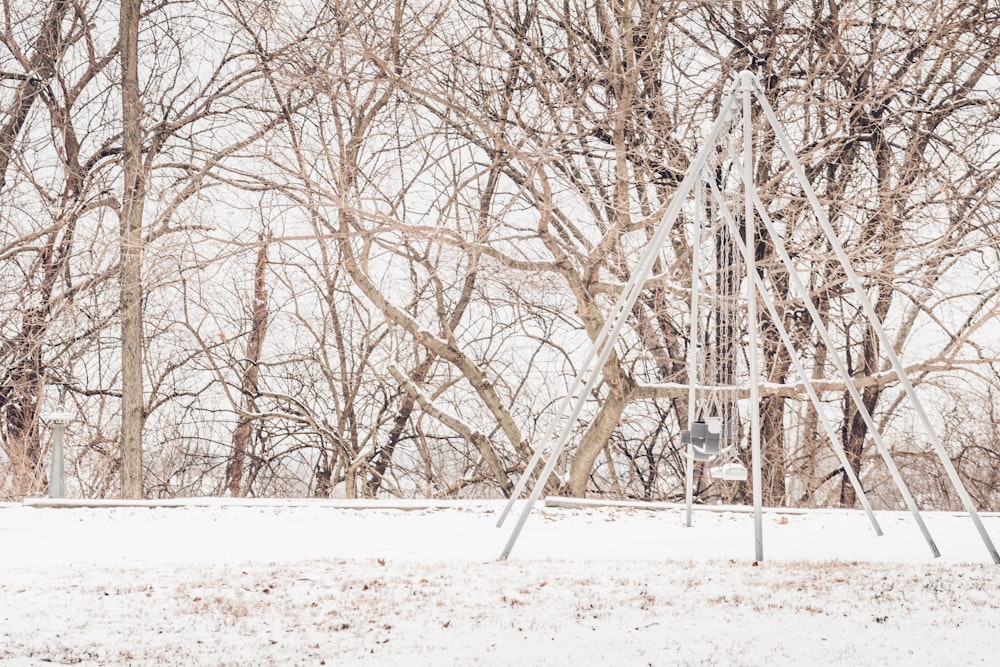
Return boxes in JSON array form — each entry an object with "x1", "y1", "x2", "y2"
[
  {"x1": 840, "y1": 286, "x2": 892, "y2": 509},
  {"x1": 227, "y1": 235, "x2": 270, "y2": 496},
  {"x1": 568, "y1": 380, "x2": 632, "y2": 498},
  {"x1": 841, "y1": 117, "x2": 897, "y2": 508},
  {"x1": 758, "y1": 394, "x2": 787, "y2": 504},
  {"x1": 366, "y1": 356, "x2": 432, "y2": 496},
  {"x1": 119, "y1": 0, "x2": 145, "y2": 499},
  {"x1": 840, "y1": 384, "x2": 881, "y2": 508},
  {"x1": 840, "y1": 321, "x2": 884, "y2": 508}
]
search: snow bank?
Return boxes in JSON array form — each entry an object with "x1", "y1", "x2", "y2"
[{"x1": 1, "y1": 501, "x2": 998, "y2": 665}]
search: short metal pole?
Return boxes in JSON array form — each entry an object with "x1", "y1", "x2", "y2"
[
  {"x1": 42, "y1": 405, "x2": 72, "y2": 499},
  {"x1": 49, "y1": 422, "x2": 65, "y2": 499}
]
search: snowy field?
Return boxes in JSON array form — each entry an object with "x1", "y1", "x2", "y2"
[{"x1": 2, "y1": 499, "x2": 999, "y2": 666}]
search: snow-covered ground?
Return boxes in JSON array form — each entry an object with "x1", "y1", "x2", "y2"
[{"x1": 2, "y1": 499, "x2": 999, "y2": 665}]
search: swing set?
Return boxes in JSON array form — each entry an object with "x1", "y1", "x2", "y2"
[{"x1": 496, "y1": 71, "x2": 1000, "y2": 565}]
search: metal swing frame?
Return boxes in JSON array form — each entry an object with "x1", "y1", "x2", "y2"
[{"x1": 496, "y1": 71, "x2": 1000, "y2": 565}]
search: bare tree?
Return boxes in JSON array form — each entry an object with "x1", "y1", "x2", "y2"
[{"x1": 119, "y1": 0, "x2": 144, "y2": 498}]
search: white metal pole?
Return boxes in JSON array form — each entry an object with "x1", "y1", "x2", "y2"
[
  {"x1": 49, "y1": 423, "x2": 65, "y2": 499},
  {"x1": 739, "y1": 71, "x2": 764, "y2": 562},
  {"x1": 745, "y1": 76, "x2": 1000, "y2": 561},
  {"x1": 497, "y1": 89, "x2": 737, "y2": 529},
  {"x1": 708, "y1": 178, "x2": 882, "y2": 536},
  {"x1": 497, "y1": 196, "x2": 686, "y2": 528},
  {"x1": 43, "y1": 405, "x2": 72, "y2": 499},
  {"x1": 499, "y1": 85, "x2": 743, "y2": 559},
  {"x1": 685, "y1": 179, "x2": 704, "y2": 527}
]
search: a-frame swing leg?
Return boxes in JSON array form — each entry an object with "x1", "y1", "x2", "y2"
[
  {"x1": 498, "y1": 85, "x2": 743, "y2": 560},
  {"x1": 746, "y1": 76, "x2": 999, "y2": 564},
  {"x1": 739, "y1": 72, "x2": 765, "y2": 563}
]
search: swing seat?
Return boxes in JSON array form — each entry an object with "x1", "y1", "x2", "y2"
[
  {"x1": 688, "y1": 418, "x2": 733, "y2": 455},
  {"x1": 682, "y1": 430, "x2": 715, "y2": 460},
  {"x1": 707, "y1": 416, "x2": 734, "y2": 440},
  {"x1": 710, "y1": 461, "x2": 748, "y2": 481}
]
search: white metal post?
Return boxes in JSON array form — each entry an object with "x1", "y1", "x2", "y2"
[
  {"x1": 685, "y1": 180, "x2": 704, "y2": 528},
  {"x1": 50, "y1": 423, "x2": 65, "y2": 499},
  {"x1": 42, "y1": 405, "x2": 72, "y2": 499},
  {"x1": 499, "y1": 86, "x2": 742, "y2": 559},
  {"x1": 739, "y1": 71, "x2": 764, "y2": 562},
  {"x1": 745, "y1": 77, "x2": 997, "y2": 560}
]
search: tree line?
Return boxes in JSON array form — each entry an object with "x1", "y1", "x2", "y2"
[{"x1": 2, "y1": 0, "x2": 999, "y2": 510}]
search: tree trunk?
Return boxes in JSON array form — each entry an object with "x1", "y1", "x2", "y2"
[
  {"x1": 568, "y1": 382, "x2": 632, "y2": 497},
  {"x1": 227, "y1": 235, "x2": 270, "y2": 496},
  {"x1": 119, "y1": 0, "x2": 145, "y2": 499},
  {"x1": 758, "y1": 394, "x2": 787, "y2": 504},
  {"x1": 841, "y1": 385, "x2": 880, "y2": 507},
  {"x1": 366, "y1": 355, "x2": 432, "y2": 496},
  {"x1": 840, "y1": 113, "x2": 897, "y2": 508},
  {"x1": 840, "y1": 286, "x2": 893, "y2": 508},
  {"x1": 758, "y1": 312, "x2": 792, "y2": 506}
]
